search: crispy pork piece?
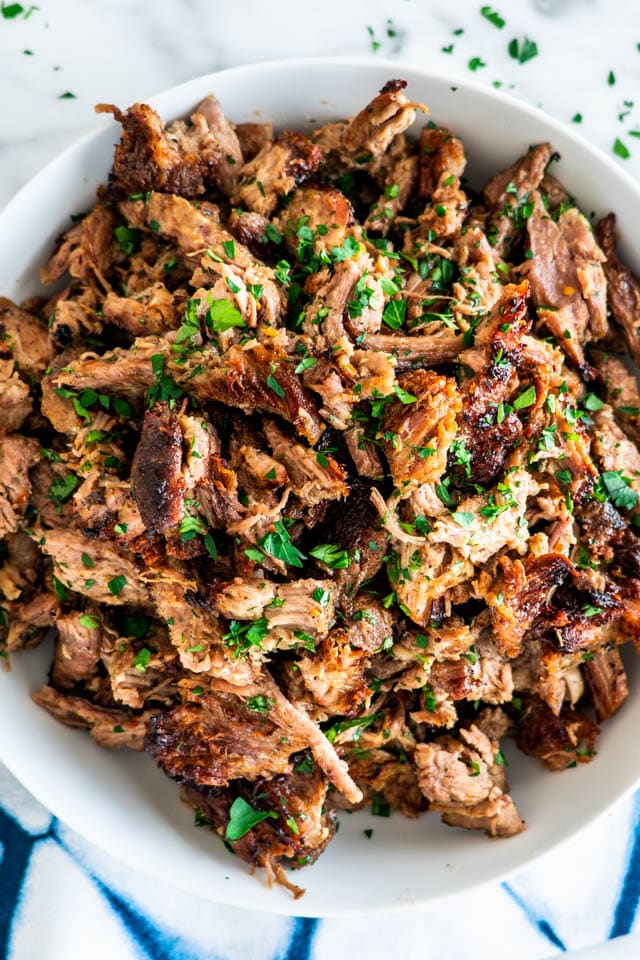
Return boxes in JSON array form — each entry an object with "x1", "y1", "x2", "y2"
[
  {"x1": 186, "y1": 343, "x2": 324, "y2": 444},
  {"x1": 415, "y1": 724, "x2": 525, "y2": 837},
  {"x1": 314, "y1": 480, "x2": 388, "y2": 604},
  {"x1": 96, "y1": 100, "x2": 223, "y2": 198},
  {"x1": 234, "y1": 131, "x2": 321, "y2": 216},
  {"x1": 131, "y1": 401, "x2": 184, "y2": 533},
  {"x1": 454, "y1": 281, "x2": 531, "y2": 487},
  {"x1": 365, "y1": 134, "x2": 418, "y2": 234},
  {"x1": 406, "y1": 126, "x2": 468, "y2": 244},
  {"x1": 0, "y1": 435, "x2": 39, "y2": 539},
  {"x1": 516, "y1": 697, "x2": 599, "y2": 770},
  {"x1": 484, "y1": 142, "x2": 551, "y2": 256},
  {"x1": 0, "y1": 298, "x2": 55, "y2": 375},
  {"x1": 145, "y1": 689, "x2": 310, "y2": 785},
  {"x1": 342, "y1": 79, "x2": 424, "y2": 160},
  {"x1": 52, "y1": 609, "x2": 102, "y2": 689},
  {"x1": 0, "y1": 359, "x2": 32, "y2": 434},
  {"x1": 37, "y1": 526, "x2": 150, "y2": 606},
  {"x1": 40, "y1": 203, "x2": 116, "y2": 286},
  {"x1": 212, "y1": 577, "x2": 336, "y2": 638},
  {"x1": 558, "y1": 207, "x2": 608, "y2": 340},
  {"x1": 525, "y1": 192, "x2": 595, "y2": 378},
  {"x1": 192, "y1": 94, "x2": 243, "y2": 195},
  {"x1": 296, "y1": 627, "x2": 370, "y2": 717},
  {"x1": 279, "y1": 184, "x2": 353, "y2": 254},
  {"x1": 262, "y1": 419, "x2": 348, "y2": 505},
  {"x1": 477, "y1": 553, "x2": 576, "y2": 658},
  {"x1": 343, "y1": 425, "x2": 384, "y2": 479},
  {"x1": 584, "y1": 647, "x2": 629, "y2": 721},
  {"x1": 596, "y1": 213, "x2": 640, "y2": 365},
  {"x1": 102, "y1": 284, "x2": 178, "y2": 337},
  {"x1": 182, "y1": 764, "x2": 335, "y2": 888},
  {"x1": 365, "y1": 332, "x2": 463, "y2": 367},
  {"x1": 381, "y1": 369, "x2": 461, "y2": 492},
  {"x1": 33, "y1": 684, "x2": 149, "y2": 750}
]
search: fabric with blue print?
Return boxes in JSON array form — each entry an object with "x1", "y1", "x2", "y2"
[{"x1": 0, "y1": 764, "x2": 639, "y2": 959}]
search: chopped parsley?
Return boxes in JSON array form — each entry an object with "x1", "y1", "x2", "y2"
[
  {"x1": 513, "y1": 384, "x2": 536, "y2": 410},
  {"x1": 113, "y1": 225, "x2": 142, "y2": 255},
  {"x1": 258, "y1": 521, "x2": 306, "y2": 568},
  {"x1": 508, "y1": 36, "x2": 538, "y2": 64},
  {"x1": 424, "y1": 685, "x2": 437, "y2": 713},
  {"x1": 223, "y1": 618, "x2": 270, "y2": 657},
  {"x1": 52, "y1": 576, "x2": 68, "y2": 602},
  {"x1": 452, "y1": 511, "x2": 475, "y2": 529},
  {"x1": 614, "y1": 138, "x2": 631, "y2": 159},
  {"x1": 48, "y1": 473, "x2": 78, "y2": 508},
  {"x1": 294, "y1": 755, "x2": 314, "y2": 774},
  {"x1": 134, "y1": 648, "x2": 151, "y2": 672},
  {"x1": 266, "y1": 372, "x2": 285, "y2": 398},
  {"x1": 595, "y1": 470, "x2": 638, "y2": 511},
  {"x1": 382, "y1": 298, "x2": 407, "y2": 330},
  {"x1": 78, "y1": 614, "x2": 100, "y2": 629},
  {"x1": 294, "y1": 356, "x2": 317, "y2": 374},
  {"x1": 371, "y1": 795, "x2": 390, "y2": 817},
  {"x1": 246, "y1": 695, "x2": 274, "y2": 714},
  {"x1": 207, "y1": 298, "x2": 246, "y2": 333},
  {"x1": 311, "y1": 587, "x2": 331, "y2": 607},
  {"x1": 309, "y1": 544, "x2": 350, "y2": 569},
  {"x1": 225, "y1": 797, "x2": 277, "y2": 841},
  {"x1": 107, "y1": 575, "x2": 127, "y2": 597},
  {"x1": 582, "y1": 605, "x2": 603, "y2": 618},
  {"x1": 325, "y1": 713, "x2": 380, "y2": 744},
  {"x1": 393, "y1": 383, "x2": 418, "y2": 405}
]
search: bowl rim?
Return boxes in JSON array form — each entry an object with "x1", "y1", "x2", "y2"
[{"x1": 2, "y1": 54, "x2": 640, "y2": 918}]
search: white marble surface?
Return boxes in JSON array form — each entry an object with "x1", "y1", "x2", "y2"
[
  {"x1": 1, "y1": 0, "x2": 640, "y2": 210},
  {"x1": 2, "y1": 3, "x2": 640, "y2": 958}
]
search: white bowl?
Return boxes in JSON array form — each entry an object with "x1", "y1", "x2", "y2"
[{"x1": 2, "y1": 57, "x2": 640, "y2": 918}]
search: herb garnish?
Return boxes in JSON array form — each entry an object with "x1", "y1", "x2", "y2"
[{"x1": 225, "y1": 797, "x2": 277, "y2": 841}]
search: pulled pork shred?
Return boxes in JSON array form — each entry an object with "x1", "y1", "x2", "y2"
[{"x1": 6, "y1": 80, "x2": 640, "y2": 896}]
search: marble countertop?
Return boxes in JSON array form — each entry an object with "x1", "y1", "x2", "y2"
[
  {"x1": 2, "y1": 3, "x2": 640, "y2": 959},
  {"x1": 1, "y1": 0, "x2": 640, "y2": 210}
]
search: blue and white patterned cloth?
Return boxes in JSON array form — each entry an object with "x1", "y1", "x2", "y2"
[{"x1": 1, "y1": 759, "x2": 639, "y2": 958}]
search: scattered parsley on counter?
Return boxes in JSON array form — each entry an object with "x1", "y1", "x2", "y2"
[
  {"x1": 367, "y1": 25, "x2": 380, "y2": 54},
  {"x1": 572, "y1": 113, "x2": 583, "y2": 123},
  {"x1": 614, "y1": 138, "x2": 631, "y2": 159},
  {"x1": 508, "y1": 36, "x2": 538, "y2": 64},
  {"x1": 468, "y1": 57, "x2": 487, "y2": 71},
  {"x1": 58, "y1": 91, "x2": 78, "y2": 100},
  {"x1": 608, "y1": 70, "x2": 616, "y2": 86},
  {"x1": 1, "y1": 3, "x2": 37, "y2": 18},
  {"x1": 480, "y1": 6, "x2": 505, "y2": 29}
]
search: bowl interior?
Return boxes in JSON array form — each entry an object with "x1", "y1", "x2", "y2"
[{"x1": 1, "y1": 58, "x2": 640, "y2": 917}]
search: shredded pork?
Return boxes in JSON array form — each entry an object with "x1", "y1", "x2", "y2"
[{"x1": 5, "y1": 79, "x2": 640, "y2": 897}]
